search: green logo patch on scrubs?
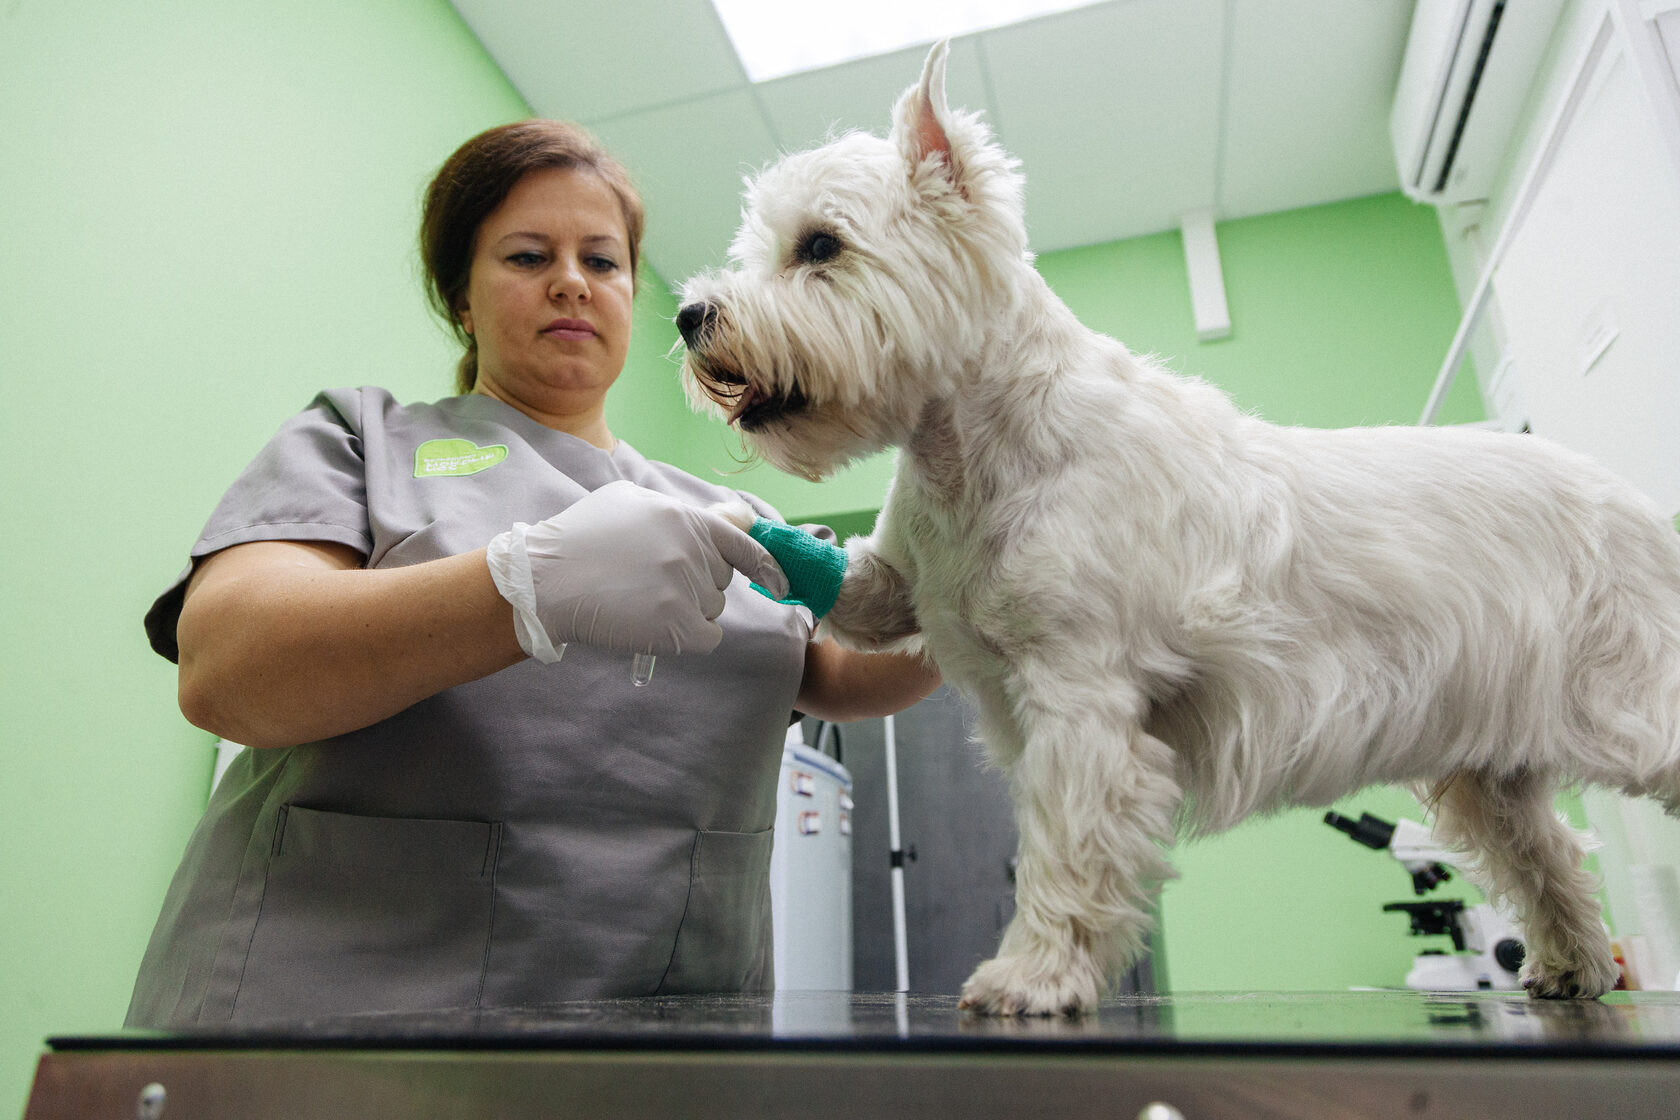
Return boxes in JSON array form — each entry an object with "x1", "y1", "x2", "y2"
[{"x1": 414, "y1": 438, "x2": 509, "y2": 478}]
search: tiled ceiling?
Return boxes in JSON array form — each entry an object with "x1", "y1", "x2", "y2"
[{"x1": 449, "y1": 0, "x2": 1417, "y2": 287}]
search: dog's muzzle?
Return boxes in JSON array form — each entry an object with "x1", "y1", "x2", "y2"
[
  {"x1": 698, "y1": 363, "x2": 808, "y2": 431},
  {"x1": 678, "y1": 300, "x2": 807, "y2": 430},
  {"x1": 735, "y1": 383, "x2": 808, "y2": 431}
]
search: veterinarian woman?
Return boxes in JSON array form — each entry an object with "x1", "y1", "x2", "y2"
[{"x1": 126, "y1": 119, "x2": 939, "y2": 1027}]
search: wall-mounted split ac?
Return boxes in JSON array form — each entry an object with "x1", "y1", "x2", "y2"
[{"x1": 1391, "y1": 0, "x2": 1567, "y2": 205}]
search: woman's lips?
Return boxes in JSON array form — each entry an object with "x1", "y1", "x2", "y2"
[{"x1": 543, "y1": 318, "x2": 595, "y2": 341}]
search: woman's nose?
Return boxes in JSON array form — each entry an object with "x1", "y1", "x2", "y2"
[{"x1": 549, "y1": 257, "x2": 589, "y2": 302}]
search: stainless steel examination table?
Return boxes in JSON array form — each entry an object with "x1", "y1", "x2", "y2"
[{"x1": 24, "y1": 989, "x2": 1680, "y2": 1119}]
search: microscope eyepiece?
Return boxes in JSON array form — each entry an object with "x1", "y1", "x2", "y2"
[{"x1": 1324, "y1": 810, "x2": 1397, "y2": 851}]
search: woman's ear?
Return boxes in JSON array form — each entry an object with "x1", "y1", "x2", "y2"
[{"x1": 458, "y1": 304, "x2": 474, "y2": 335}]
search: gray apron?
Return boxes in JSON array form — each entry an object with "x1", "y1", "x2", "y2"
[{"x1": 127, "y1": 388, "x2": 813, "y2": 1026}]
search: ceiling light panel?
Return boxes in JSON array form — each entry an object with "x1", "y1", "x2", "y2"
[{"x1": 712, "y1": 0, "x2": 1107, "y2": 81}]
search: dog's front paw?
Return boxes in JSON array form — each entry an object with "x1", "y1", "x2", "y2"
[
  {"x1": 958, "y1": 953, "x2": 1101, "y2": 1017},
  {"x1": 1521, "y1": 949, "x2": 1619, "y2": 1000},
  {"x1": 818, "y1": 549, "x2": 921, "y2": 652},
  {"x1": 708, "y1": 499, "x2": 756, "y2": 533}
]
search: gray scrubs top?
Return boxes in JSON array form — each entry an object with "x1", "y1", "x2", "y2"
[{"x1": 128, "y1": 387, "x2": 817, "y2": 1027}]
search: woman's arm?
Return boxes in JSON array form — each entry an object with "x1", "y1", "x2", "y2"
[
  {"x1": 178, "y1": 484, "x2": 789, "y2": 749},
  {"x1": 179, "y1": 534, "x2": 933, "y2": 745},
  {"x1": 795, "y1": 639, "x2": 941, "y2": 724},
  {"x1": 175, "y1": 540, "x2": 525, "y2": 749}
]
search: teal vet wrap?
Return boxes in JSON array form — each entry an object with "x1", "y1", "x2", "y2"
[{"x1": 747, "y1": 517, "x2": 847, "y2": 619}]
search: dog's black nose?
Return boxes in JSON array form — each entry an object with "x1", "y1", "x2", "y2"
[{"x1": 676, "y1": 301, "x2": 717, "y2": 344}]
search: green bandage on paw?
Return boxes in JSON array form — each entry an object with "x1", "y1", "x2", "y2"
[{"x1": 747, "y1": 517, "x2": 847, "y2": 619}]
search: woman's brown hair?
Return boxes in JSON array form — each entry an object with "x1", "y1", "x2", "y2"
[{"x1": 420, "y1": 119, "x2": 646, "y2": 393}]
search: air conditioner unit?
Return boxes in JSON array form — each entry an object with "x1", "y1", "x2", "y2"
[{"x1": 1391, "y1": 0, "x2": 1567, "y2": 204}]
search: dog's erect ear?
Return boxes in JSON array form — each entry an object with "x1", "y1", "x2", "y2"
[{"x1": 892, "y1": 39, "x2": 961, "y2": 190}]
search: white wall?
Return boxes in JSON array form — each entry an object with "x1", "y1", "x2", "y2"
[
  {"x1": 1430, "y1": 0, "x2": 1680, "y2": 989},
  {"x1": 1440, "y1": 0, "x2": 1680, "y2": 510},
  {"x1": 1493, "y1": 8, "x2": 1680, "y2": 515}
]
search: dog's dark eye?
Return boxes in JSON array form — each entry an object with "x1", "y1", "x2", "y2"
[{"x1": 798, "y1": 231, "x2": 842, "y2": 265}]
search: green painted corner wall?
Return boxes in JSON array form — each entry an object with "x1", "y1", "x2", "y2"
[
  {"x1": 0, "y1": 1, "x2": 532, "y2": 1112},
  {"x1": 1034, "y1": 193, "x2": 1485, "y2": 429}
]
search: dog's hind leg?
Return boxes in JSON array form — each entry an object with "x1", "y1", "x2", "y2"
[
  {"x1": 959, "y1": 680, "x2": 1181, "y2": 1015},
  {"x1": 1428, "y1": 769, "x2": 1618, "y2": 999}
]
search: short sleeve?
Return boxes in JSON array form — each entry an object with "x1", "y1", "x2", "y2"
[{"x1": 144, "y1": 389, "x2": 375, "y2": 662}]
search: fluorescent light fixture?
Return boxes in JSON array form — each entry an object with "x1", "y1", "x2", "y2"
[{"x1": 711, "y1": 0, "x2": 1106, "y2": 82}]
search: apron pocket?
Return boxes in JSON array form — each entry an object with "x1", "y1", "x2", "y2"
[
  {"x1": 659, "y1": 828, "x2": 774, "y2": 994},
  {"x1": 231, "y1": 804, "x2": 501, "y2": 1022}
]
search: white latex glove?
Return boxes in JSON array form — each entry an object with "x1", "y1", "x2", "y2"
[{"x1": 486, "y1": 480, "x2": 789, "y2": 663}]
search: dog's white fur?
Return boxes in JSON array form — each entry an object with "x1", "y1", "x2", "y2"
[{"x1": 680, "y1": 42, "x2": 1680, "y2": 1014}]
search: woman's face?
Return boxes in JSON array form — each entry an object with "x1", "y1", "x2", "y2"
[{"x1": 459, "y1": 166, "x2": 635, "y2": 433}]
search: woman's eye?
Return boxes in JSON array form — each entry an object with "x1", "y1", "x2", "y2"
[
  {"x1": 508, "y1": 251, "x2": 545, "y2": 267},
  {"x1": 587, "y1": 255, "x2": 619, "y2": 272},
  {"x1": 799, "y1": 232, "x2": 842, "y2": 264}
]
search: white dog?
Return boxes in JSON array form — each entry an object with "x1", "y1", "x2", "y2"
[{"x1": 678, "y1": 41, "x2": 1680, "y2": 1014}]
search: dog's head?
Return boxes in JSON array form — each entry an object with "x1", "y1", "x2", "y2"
[{"x1": 676, "y1": 40, "x2": 1030, "y2": 480}]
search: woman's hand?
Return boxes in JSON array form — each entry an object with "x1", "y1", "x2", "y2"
[{"x1": 487, "y1": 480, "x2": 786, "y2": 662}]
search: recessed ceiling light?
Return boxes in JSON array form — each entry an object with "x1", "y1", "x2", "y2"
[{"x1": 711, "y1": 0, "x2": 1106, "y2": 82}]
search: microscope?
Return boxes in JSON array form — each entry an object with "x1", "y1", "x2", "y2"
[{"x1": 1325, "y1": 810, "x2": 1527, "y2": 991}]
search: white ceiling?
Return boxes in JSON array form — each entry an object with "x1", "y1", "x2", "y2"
[{"x1": 449, "y1": 0, "x2": 1418, "y2": 288}]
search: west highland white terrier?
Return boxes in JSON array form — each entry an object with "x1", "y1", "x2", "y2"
[{"x1": 677, "y1": 41, "x2": 1680, "y2": 1014}]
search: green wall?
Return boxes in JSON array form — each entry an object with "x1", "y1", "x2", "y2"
[
  {"x1": 0, "y1": 1, "x2": 533, "y2": 1112},
  {"x1": 1, "y1": 2, "x2": 1494, "y2": 1111},
  {"x1": 1034, "y1": 195, "x2": 1484, "y2": 429}
]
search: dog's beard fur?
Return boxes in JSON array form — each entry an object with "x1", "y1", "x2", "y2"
[{"x1": 681, "y1": 41, "x2": 1680, "y2": 1014}]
